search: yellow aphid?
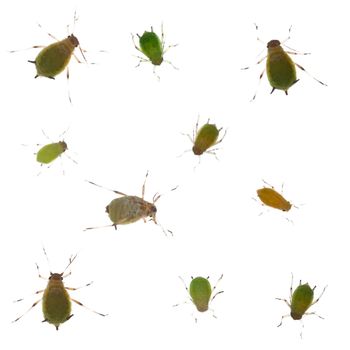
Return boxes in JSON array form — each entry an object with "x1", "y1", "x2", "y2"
[{"x1": 257, "y1": 184, "x2": 292, "y2": 212}]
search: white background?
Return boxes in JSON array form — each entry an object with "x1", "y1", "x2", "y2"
[{"x1": 0, "y1": 0, "x2": 348, "y2": 349}]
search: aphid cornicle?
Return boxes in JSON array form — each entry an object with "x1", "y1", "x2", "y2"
[
  {"x1": 174, "y1": 275, "x2": 223, "y2": 321},
  {"x1": 276, "y1": 274, "x2": 327, "y2": 336},
  {"x1": 85, "y1": 172, "x2": 176, "y2": 235},
  {"x1": 13, "y1": 250, "x2": 107, "y2": 330},
  {"x1": 242, "y1": 25, "x2": 326, "y2": 100}
]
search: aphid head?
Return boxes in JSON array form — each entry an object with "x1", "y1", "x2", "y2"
[
  {"x1": 290, "y1": 311, "x2": 302, "y2": 320},
  {"x1": 148, "y1": 203, "x2": 158, "y2": 223},
  {"x1": 58, "y1": 141, "x2": 68, "y2": 152},
  {"x1": 68, "y1": 34, "x2": 79, "y2": 47},
  {"x1": 151, "y1": 57, "x2": 163, "y2": 66},
  {"x1": 192, "y1": 145, "x2": 203, "y2": 156},
  {"x1": 267, "y1": 40, "x2": 281, "y2": 48},
  {"x1": 49, "y1": 272, "x2": 64, "y2": 281}
]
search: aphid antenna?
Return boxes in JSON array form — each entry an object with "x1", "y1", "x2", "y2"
[
  {"x1": 141, "y1": 171, "x2": 150, "y2": 199},
  {"x1": 277, "y1": 313, "x2": 290, "y2": 327},
  {"x1": 253, "y1": 23, "x2": 266, "y2": 46},
  {"x1": 210, "y1": 274, "x2": 224, "y2": 301},
  {"x1": 61, "y1": 254, "x2": 78, "y2": 278},
  {"x1": 86, "y1": 180, "x2": 128, "y2": 197}
]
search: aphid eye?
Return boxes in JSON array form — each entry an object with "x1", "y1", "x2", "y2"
[{"x1": 151, "y1": 206, "x2": 157, "y2": 213}]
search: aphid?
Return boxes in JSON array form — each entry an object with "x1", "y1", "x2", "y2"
[
  {"x1": 33, "y1": 129, "x2": 77, "y2": 173},
  {"x1": 132, "y1": 24, "x2": 177, "y2": 77},
  {"x1": 13, "y1": 249, "x2": 107, "y2": 330},
  {"x1": 242, "y1": 24, "x2": 326, "y2": 100},
  {"x1": 276, "y1": 274, "x2": 327, "y2": 336},
  {"x1": 85, "y1": 172, "x2": 177, "y2": 235},
  {"x1": 256, "y1": 181, "x2": 292, "y2": 212},
  {"x1": 182, "y1": 118, "x2": 227, "y2": 159},
  {"x1": 174, "y1": 275, "x2": 223, "y2": 321},
  {"x1": 10, "y1": 12, "x2": 86, "y2": 103}
]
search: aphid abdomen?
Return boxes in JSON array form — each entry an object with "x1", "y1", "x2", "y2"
[
  {"x1": 42, "y1": 281, "x2": 71, "y2": 328},
  {"x1": 107, "y1": 196, "x2": 149, "y2": 225},
  {"x1": 290, "y1": 284, "x2": 314, "y2": 319},
  {"x1": 139, "y1": 32, "x2": 163, "y2": 65},
  {"x1": 35, "y1": 39, "x2": 75, "y2": 77},
  {"x1": 189, "y1": 277, "x2": 212, "y2": 312},
  {"x1": 266, "y1": 49, "x2": 296, "y2": 91},
  {"x1": 36, "y1": 143, "x2": 63, "y2": 164}
]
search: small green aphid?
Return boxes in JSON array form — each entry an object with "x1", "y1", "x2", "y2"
[
  {"x1": 174, "y1": 275, "x2": 223, "y2": 321},
  {"x1": 13, "y1": 249, "x2": 107, "y2": 330},
  {"x1": 85, "y1": 172, "x2": 177, "y2": 235},
  {"x1": 132, "y1": 24, "x2": 177, "y2": 76},
  {"x1": 256, "y1": 180, "x2": 294, "y2": 212},
  {"x1": 276, "y1": 274, "x2": 327, "y2": 336},
  {"x1": 242, "y1": 24, "x2": 326, "y2": 100},
  {"x1": 183, "y1": 118, "x2": 227, "y2": 159}
]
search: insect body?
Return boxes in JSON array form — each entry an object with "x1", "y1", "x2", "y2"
[
  {"x1": 242, "y1": 25, "x2": 326, "y2": 99},
  {"x1": 86, "y1": 172, "x2": 176, "y2": 234},
  {"x1": 276, "y1": 275, "x2": 327, "y2": 335},
  {"x1": 257, "y1": 186, "x2": 292, "y2": 212},
  {"x1": 36, "y1": 141, "x2": 68, "y2": 164},
  {"x1": 29, "y1": 35, "x2": 80, "y2": 79},
  {"x1": 266, "y1": 39, "x2": 297, "y2": 94},
  {"x1": 174, "y1": 275, "x2": 223, "y2": 320},
  {"x1": 183, "y1": 118, "x2": 226, "y2": 159},
  {"x1": 132, "y1": 25, "x2": 177, "y2": 77},
  {"x1": 13, "y1": 250, "x2": 106, "y2": 330}
]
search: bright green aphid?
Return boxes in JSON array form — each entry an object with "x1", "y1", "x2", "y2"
[
  {"x1": 184, "y1": 118, "x2": 226, "y2": 158},
  {"x1": 132, "y1": 24, "x2": 177, "y2": 76},
  {"x1": 85, "y1": 172, "x2": 177, "y2": 235},
  {"x1": 36, "y1": 141, "x2": 68, "y2": 164},
  {"x1": 13, "y1": 249, "x2": 107, "y2": 330},
  {"x1": 175, "y1": 275, "x2": 223, "y2": 321},
  {"x1": 276, "y1": 274, "x2": 327, "y2": 336},
  {"x1": 242, "y1": 24, "x2": 327, "y2": 100}
]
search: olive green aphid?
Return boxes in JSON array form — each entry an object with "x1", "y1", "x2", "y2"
[
  {"x1": 85, "y1": 172, "x2": 176, "y2": 235},
  {"x1": 276, "y1": 274, "x2": 327, "y2": 333},
  {"x1": 174, "y1": 275, "x2": 223, "y2": 320},
  {"x1": 257, "y1": 186, "x2": 292, "y2": 212},
  {"x1": 242, "y1": 25, "x2": 326, "y2": 99},
  {"x1": 29, "y1": 34, "x2": 79, "y2": 79},
  {"x1": 36, "y1": 141, "x2": 67, "y2": 164},
  {"x1": 185, "y1": 118, "x2": 226, "y2": 158},
  {"x1": 13, "y1": 250, "x2": 107, "y2": 330}
]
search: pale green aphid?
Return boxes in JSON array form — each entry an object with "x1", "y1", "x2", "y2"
[
  {"x1": 13, "y1": 248, "x2": 107, "y2": 330},
  {"x1": 242, "y1": 24, "x2": 326, "y2": 100},
  {"x1": 175, "y1": 275, "x2": 223, "y2": 321},
  {"x1": 183, "y1": 118, "x2": 227, "y2": 159},
  {"x1": 132, "y1": 24, "x2": 177, "y2": 76},
  {"x1": 276, "y1": 274, "x2": 327, "y2": 337},
  {"x1": 36, "y1": 141, "x2": 68, "y2": 164},
  {"x1": 85, "y1": 172, "x2": 176, "y2": 235}
]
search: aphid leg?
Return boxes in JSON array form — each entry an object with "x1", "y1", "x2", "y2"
[
  {"x1": 304, "y1": 311, "x2": 325, "y2": 319},
  {"x1": 295, "y1": 63, "x2": 327, "y2": 86},
  {"x1": 9, "y1": 45, "x2": 45, "y2": 53},
  {"x1": 135, "y1": 56, "x2": 150, "y2": 68},
  {"x1": 289, "y1": 273, "x2": 294, "y2": 300},
  {"x1": 211, "y1": 274, "x2": 224, "y2": 302},
  {"x1": 275, "y1": 297, "x2": 291, "y2": 308},
  {"x1": 12, "y1": 298, "x2": 42, "y2": 323},
  {"x1": 84, "y1": 223, "x2": 116, "y2": 231},
  {"x1": 208, "y1": 307, "x2": 218, "y2": 319},
  {"x1": 86, "y1": 180, "x2": 127, "y2": 196},
  {"x1": 241, "y1": 55, "x2": 267, "y2": 70},
  {"x1": 131, "y1": 33, "x2": 142, "y2": 53},
  {"x1": 277, "y1": 313, "x2": 290, "y2": 327},
  {"x1": 250, "y1": 68, "x2": 266, "y2": 101},
  {"x1": 164, "y1": 59, "x2": 179, "y2": 70},
  {"x1": 65, "y1": 281, "x2": 94, "y2": 291},
  {"x1": 213, "y1": 128, "x2": 227, "y2": 147},
  {"x1": 262, "y1": 179, "x2": 275, "y2": 189},
  {"x1": 311, "y1": 285, "x2": 327, "y2": 306},
  {"x1": 13, "y1": 288, "x2": 45, "y2": 303},
  {"x1": 71, "y1": 298, "x2": 108, "y2": 317}
]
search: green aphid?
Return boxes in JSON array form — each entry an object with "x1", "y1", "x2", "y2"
[
  {"x1": 13, "y1": 249, "x2": 107, "y2": 330},
  {"x1": 276, "y1": 274, "x2": 327, "y2": 336},
  {"x1": 175, "y1": 275, "x2": 223, "y2": 321},
  {"x1": 36, "y1": 141, "x2": 68, "y2": 165},
  {"x1": 242, "y1": 25, "x2": 326, "y2": 100},
  {"x1": 132, "y1": 24, "x2": 177, "y2": 76},
  {"x1": 85, "y1": 172, "x2": 177, "y2": 235},
  {"x1": 29, "y1": 34, "x2": 80, "y2": 79},
  {"x1": 184, "y1": 119, "x2": 226, "y2": 158}
]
